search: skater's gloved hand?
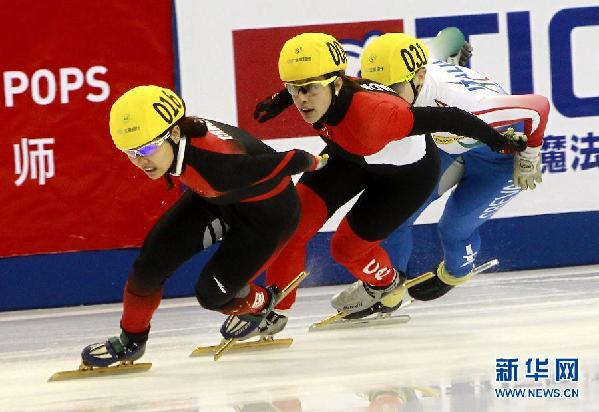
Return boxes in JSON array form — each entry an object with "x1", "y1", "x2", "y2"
[
  {"x1": 496, "y1": 127, "x2": 528, "y2": 154},
  {"x1": 314, "y1": 154, "x2": 329, "y2": 170},
  {"x1": 253, "y1": 89, "x2": 293, "y2": 123},
  {"x1": 513, "y1": 146, "x2": 542, "y2": 190},
  {"x1": 446, "y1": 41, "x2": 473, "y2": 66}
]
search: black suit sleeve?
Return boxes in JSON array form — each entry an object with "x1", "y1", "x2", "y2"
[
  {"x1": 186, "y1": 147, "x2": 316, "y2": 192},
  {"x1": 410, "y1": 106, "x2": 504, "y2": 151}
]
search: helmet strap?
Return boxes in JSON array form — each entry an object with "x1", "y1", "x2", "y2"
[
  {"x1": 166, "y1": 137, "x2": 179, "y2": 174},
  {"x1": 318, "y1": 79, "x2": 348, "y2": 126},
  {"x1": 163, "y1": 137, "x2": 180, "y2": 189},
  {"x1": 409, "y1": 80, "x2": 419, "y2": 105}
]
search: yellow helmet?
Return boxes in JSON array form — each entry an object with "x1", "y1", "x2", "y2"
[
  {"x1": 360, "y1": 33, "x2": 430, "y2": 86},
  {"x1": 109, "y1": 85, "x2": 185, "y2": 150},
  {"x1": 278, "y1": 33, "x2": 347, "y2": 82}
]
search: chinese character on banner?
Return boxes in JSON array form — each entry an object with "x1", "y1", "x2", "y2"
[
  {"x1": 556, "y1": 358, "x2": 579, "y2": 382},
  {"x1": 525, "y1": 358, "x2": 550, "y2": 381},
  {"x1": 571, "y1": 132, "x2": 599, "y2": 171},
  {"x1": 541, "y1": 135, "x2": 567, "y2": 173},
  {"x1": 496, "y1": 358, "x2": 518, "y2": 382},
  {"x1": 13, "y1": 137, "x2": 55, "y2": 186}
]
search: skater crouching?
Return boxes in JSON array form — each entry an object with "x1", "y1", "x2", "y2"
[
  {"x1": 255, "y1": 33, "x2": 527, "y2": 320},
  {"x1": 81, "y1": 85, "x2": 326, "y2": 368}
]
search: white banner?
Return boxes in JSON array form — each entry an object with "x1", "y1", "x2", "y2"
[{"x1": 175, "y1": 0, "x2": 599, "y2": 228}]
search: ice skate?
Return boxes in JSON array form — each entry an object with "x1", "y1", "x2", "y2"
[
  {"x1": 330, "y1": 269, "x2": 406, "y2": 315},
  {"x1": 341, "y1": 275, "x2": 414, "y2": 321},
  {"x1": 220, "y1": 308, "x2": 288, "y2": 340},
  {"x1": 310, "y1": 259, "x2": 500, "y2": 332},
  {"x1": 191, "y1": 271, "x2": 308, "y2": 360},
  {"x1": 409, "y1": 259, "x2": 499, "y2": 301},
  {"x1": 80, "y1": 333, "x2": 147, "y2": 367},
  {"x1": 190, "y1": 309, "x2": 293, "y2": 357},
  {"x1": 49, "y1": 333, "x2": 151, "y2": 381},
  {"x1": 311, "y1": 270, "x2": 421, "y2": 331}
]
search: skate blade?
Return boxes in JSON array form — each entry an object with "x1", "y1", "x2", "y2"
[
  {"x1": 190, "y1": 337, "x2": 293, "y2": 357},
  {"x1": 473, "y1": 259, "x2": 499, "y2": 274},
  {"x1": 309, "y1": 314, "x2": 410, "y2": 331},
  {"x1": 48, "y1": 361, "x2": 152, "y2": 382},
  {"x1": 212, "y1": 271, "x2": 309, "y2": 361}
]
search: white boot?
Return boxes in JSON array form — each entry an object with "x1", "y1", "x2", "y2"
[{"x1": 331, "y1": 270, "x2": 405, "y2": 315}]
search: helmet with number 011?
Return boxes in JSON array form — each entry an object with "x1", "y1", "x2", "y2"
[
  {"x1": 360, "y1": 33, "x2": 430, "y2": 86},
  {"x1": 278, "y1": 33, "x2": 348, "y2": 82},
  {"x1": 109, "y1": 85, "x2": 185, "y2": 150}
]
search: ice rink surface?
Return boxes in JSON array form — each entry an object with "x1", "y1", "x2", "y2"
[{"x1": 1, "y1": 265, "x2": 598, "y2": 412}]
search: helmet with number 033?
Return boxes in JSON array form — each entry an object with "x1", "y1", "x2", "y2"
[
  {"x1": 109, "y1": 85, "x2": 185, "y2": 151},
  {"x1": 360, "y1": 33, "x2": 430, "y2": 86},
  {"x1": 278, "y1": 33, "x2": 348, "y2": 82}
]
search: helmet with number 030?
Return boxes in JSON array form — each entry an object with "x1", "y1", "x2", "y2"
[
  {"x1": 360, "y1": 33, "x2": 430, "y2": 86},
  {"x1": 109, "y1": 85, "x2": 185, "y2": 150},
  {"x1": 278, "y1": 33, "x2": 348, "y2": 82}
]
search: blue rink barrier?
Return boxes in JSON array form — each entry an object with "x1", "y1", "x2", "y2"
[{"x1": 1, "y1": 211, "x2": 598, "y2": 311}]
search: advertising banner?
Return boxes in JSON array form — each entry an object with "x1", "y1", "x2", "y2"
[
  {"x1": 0, "y1": 1, "x2": 179, "y2": 257},
  {"x1": 177, "y1": 0, "x2": 599, "y2": 223}
]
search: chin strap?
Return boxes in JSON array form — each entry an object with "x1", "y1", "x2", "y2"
[
  {"x1": 409, "y1": 80, "x2": 420, "y2": 105},
  {"x1": 163, "y1": 138, "x2": 180, "y2": 189},
  {"x1": 317, "y1": 80, "x2": 351, "y2": 126},
  {"x1": 315, "y1": 83, "x2": 339, "y2": 124}
]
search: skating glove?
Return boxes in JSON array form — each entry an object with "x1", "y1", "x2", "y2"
[
  {"x1": 513, "y1": 146, "x2": 542, "y2": 190},
  {"x1": 314, "y1": 154, "x2": 329, "y2": 170},
  {"x1": 446, "y1": 41, "x2": 473, "y2": 66},
  {"x1": 496, "y1": 128, "x2": 528, "y2": 154},
  {"x1": 253, "y1": 89, "x2": 294, "y2": 123}
]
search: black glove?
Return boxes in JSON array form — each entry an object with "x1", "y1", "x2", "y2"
[
  {"x1": 496, "y1": 127, "x2": 528, "y2": 154},
  {"x1": 253, "y1": 89, "x2": 293, "y2": 123}
]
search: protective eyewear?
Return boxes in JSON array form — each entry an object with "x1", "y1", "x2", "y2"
[
  {"x1": 124, "y1": 131, "x2": 171, "y2": 158},
  {"x1": 285, "y1": 76, "x2": 338, "y2": 97}
]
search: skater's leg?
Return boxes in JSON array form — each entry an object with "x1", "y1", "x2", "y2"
[{"x1": 82, "y1": 192, "x2": 226, "y2": 366}]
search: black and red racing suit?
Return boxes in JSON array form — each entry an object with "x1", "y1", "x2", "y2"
[
  {"x1": 265, "y1": 78, "x2": 511, "y2": 309},
  {"x1": 121, "y1": 119, "x2": 318, "y2": 339}
]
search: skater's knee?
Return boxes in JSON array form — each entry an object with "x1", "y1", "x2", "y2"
[
  {"x1": 195, "y1": 287, "x2": 231, "y2": 311},
  {"x1": 195, "y1": 277, "x2": 236, "y2": 310}
]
